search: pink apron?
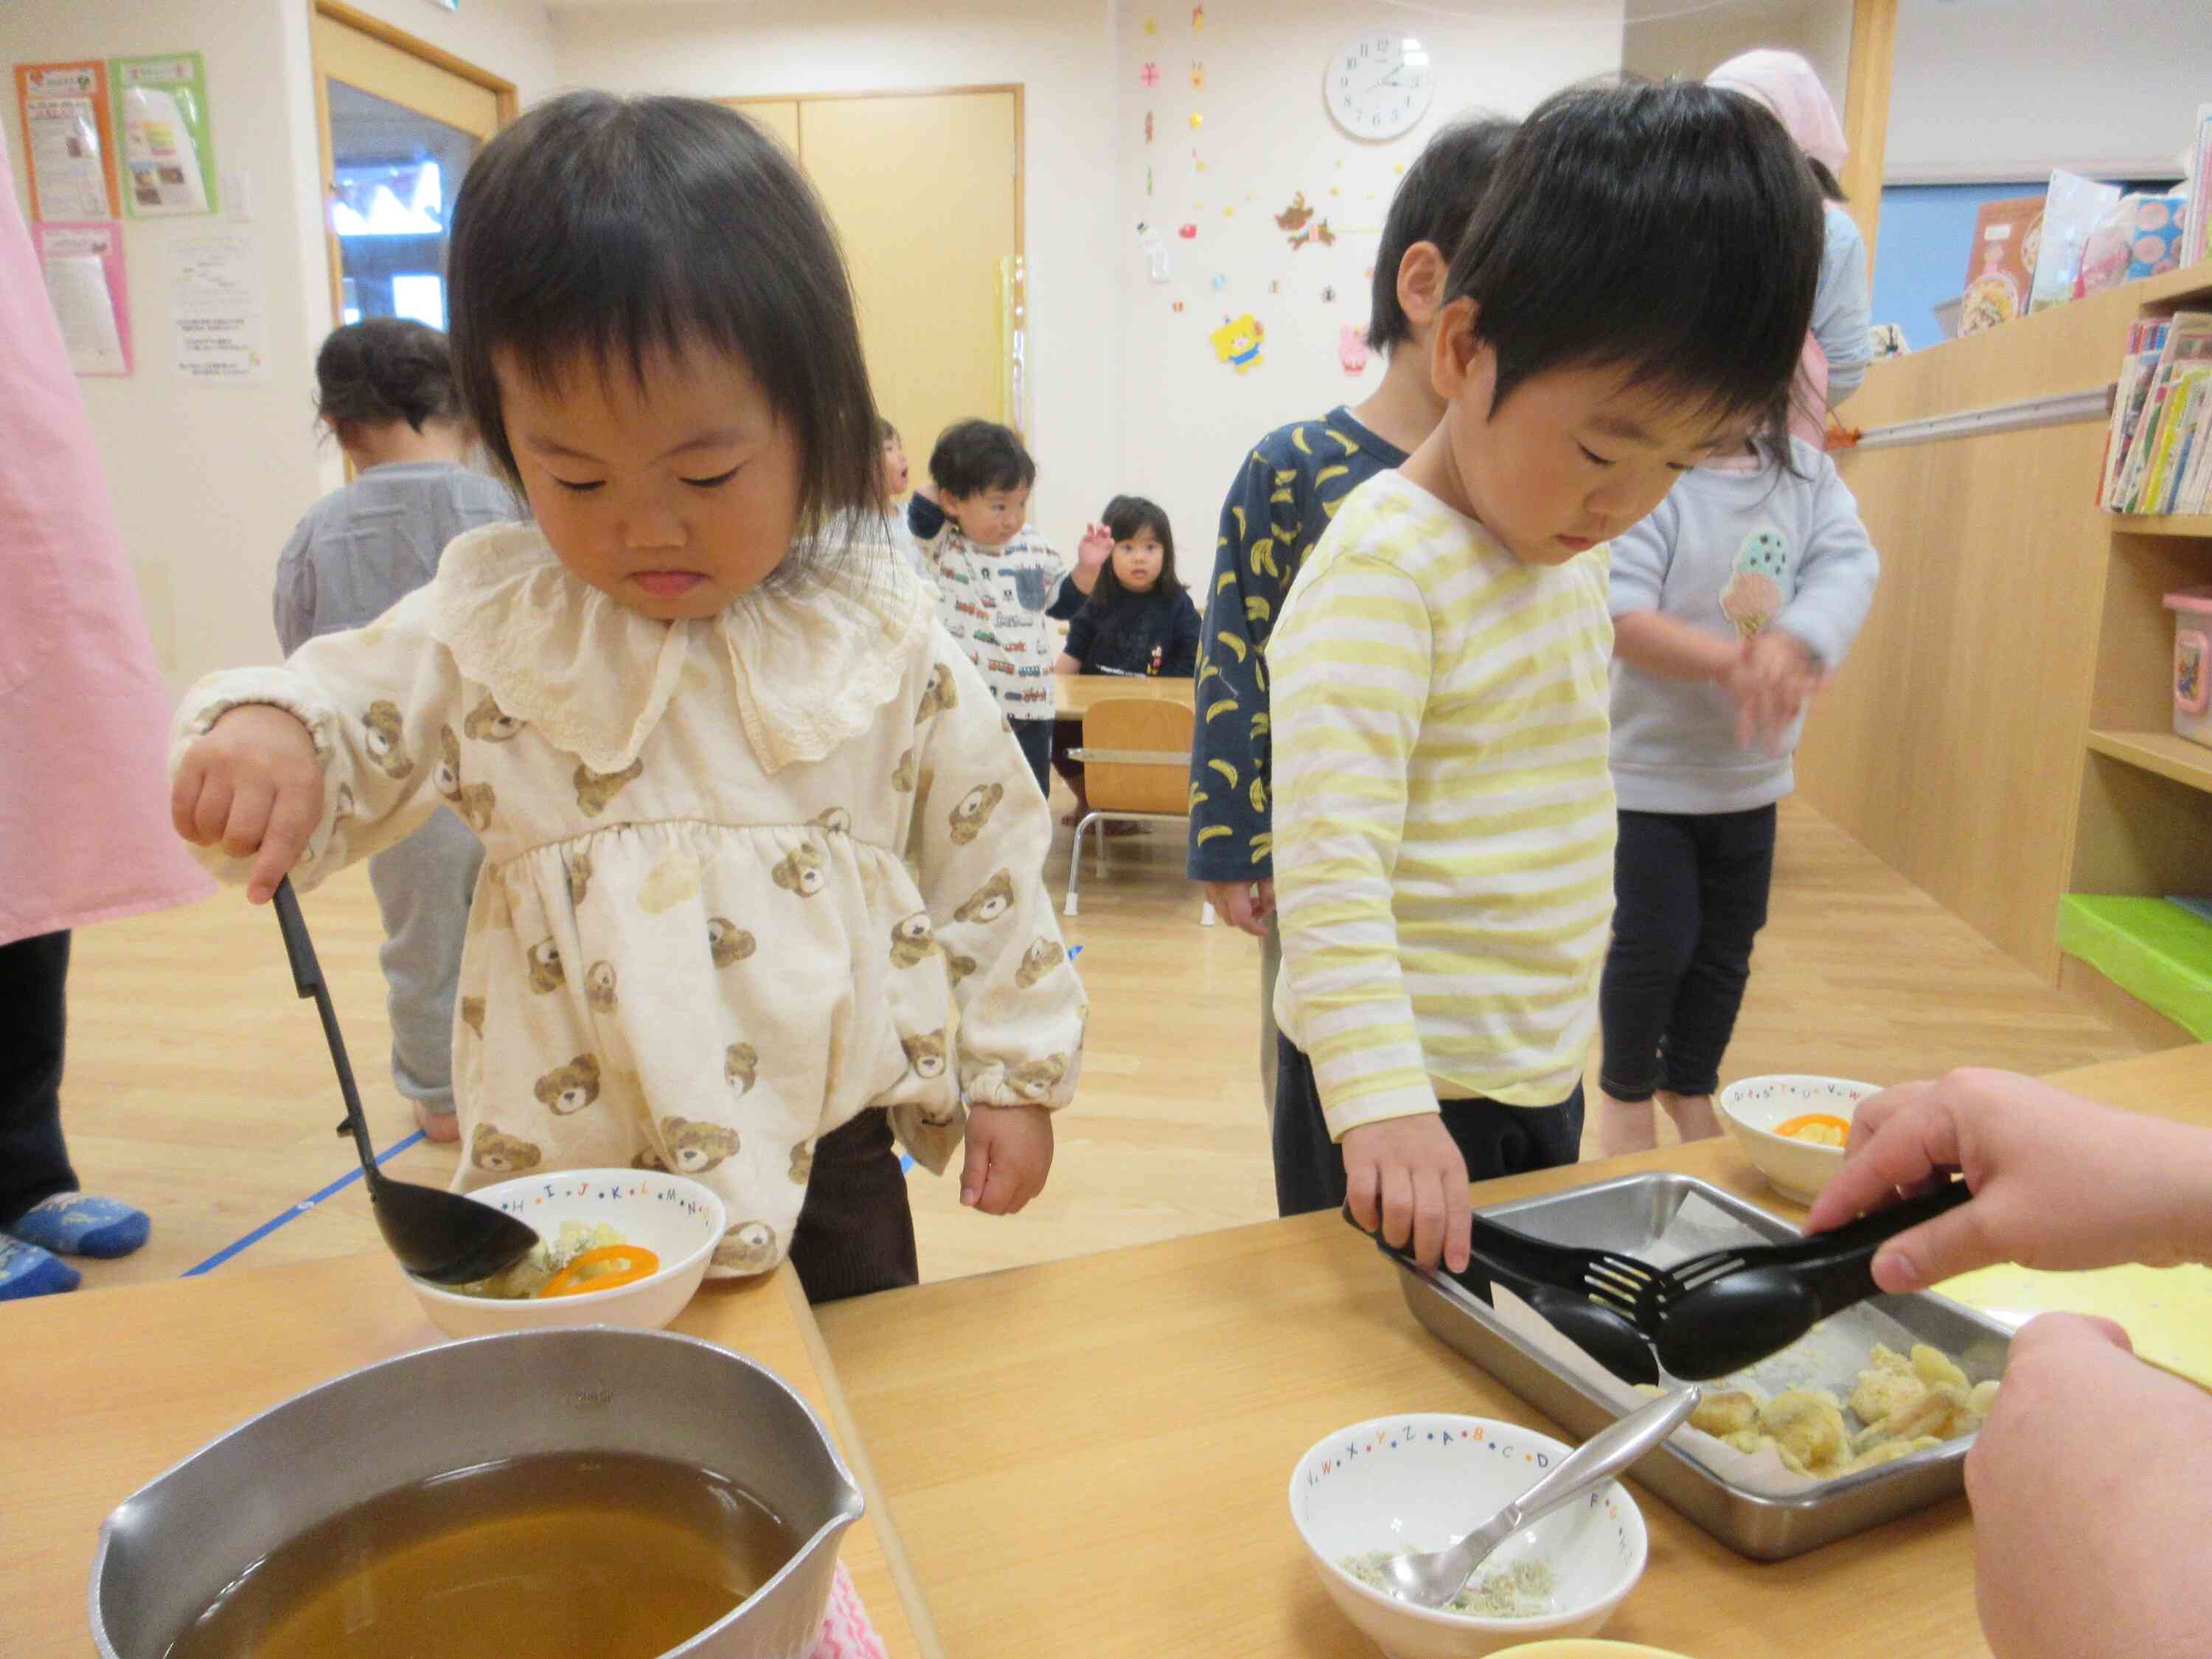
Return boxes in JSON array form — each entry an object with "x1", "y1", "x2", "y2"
[{"x1": 1, "y1": 143, "x2": 214, "y2": 944}]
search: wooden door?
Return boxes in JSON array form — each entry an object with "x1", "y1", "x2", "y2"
[
  {"x1": 310, "y1": 2, "x2": 513, "y2": 330},
  {"x1": 731, "y1": 99, "x2": 800, "y2": 156},
  {"x1": 782, "y1": 91, "x2": 1020, "y2": 461}
]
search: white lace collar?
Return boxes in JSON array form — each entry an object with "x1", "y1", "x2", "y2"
[{"x1": 428, "y1": 523, "x2": 931, "y2": 775}]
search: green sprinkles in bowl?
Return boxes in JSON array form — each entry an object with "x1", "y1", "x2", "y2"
[{"x1": 1338, "y1": 1552, "x2": 1557, "y2": 1617}]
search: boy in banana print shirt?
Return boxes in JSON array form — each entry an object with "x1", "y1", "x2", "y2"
[{"x1": 1187, "y1": 117, "x2": 1519, "y2": 1116}]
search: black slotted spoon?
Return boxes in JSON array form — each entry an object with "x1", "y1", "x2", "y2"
[{"x1": 271, "y1": 877, "x2": 539, "y2": 1285}]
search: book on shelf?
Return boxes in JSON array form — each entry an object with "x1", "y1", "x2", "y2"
[
  {"x1": 1958, "y1": 196, "x2": 2043, "y2": 335},
  {"x1": 2189, "y1": 103, "x2": 2212, "y2": 268},
  {"x1": 2103, "y1": 311, "x2": 2212, "y2": 516}
]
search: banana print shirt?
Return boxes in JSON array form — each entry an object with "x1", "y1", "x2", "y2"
[
  {"x1": 1186, "y1": 407, "x2": 1407, "y2": 884},
  {"x1": 174, "y1": 525, "x2": 1086, "y2": 1279}
]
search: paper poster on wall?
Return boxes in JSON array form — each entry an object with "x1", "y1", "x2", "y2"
[
  {"x1": 111, "y1": 53, "x2": 218, "y2": 218},
  {"x1": 13, "y1": 62, "x2": 121, "y2": 222},
  {"x1": 35, "y1": 221, "x2": 131, "y2": 375},
  {"x1": 166, "y1": 233, "x2": 267, "y2": 381}
]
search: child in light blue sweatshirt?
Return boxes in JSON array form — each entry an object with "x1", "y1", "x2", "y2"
[{"x1": 1594, "y1": 434, "x2": 1879, "y2": 1155}]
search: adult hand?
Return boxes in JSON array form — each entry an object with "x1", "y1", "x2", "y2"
[
  {"x1": 1804, "y1": 1068, "x2": 2212, "y2": 1293},
  {"x1": 170, "y1": 706, "x2": 324, "y2": 904},
  {"x1": 1202, "y1": 877, "x2": 1274, "y2": 937},
  {"x1": 1341, "y1": 1112, "x2": 1471, "y2": 1273},
  {"x1": 1966, "y1": 1312, "x2": 2212, "y2": 1659}
]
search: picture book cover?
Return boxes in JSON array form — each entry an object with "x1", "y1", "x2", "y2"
[{"x1": 1959, "y1": 196, "x2": 2043, "y2": 334}]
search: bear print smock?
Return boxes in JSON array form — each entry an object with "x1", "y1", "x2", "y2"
[{"x1": 175, "y1": 524, "x2": 1085, "y2": 1277}]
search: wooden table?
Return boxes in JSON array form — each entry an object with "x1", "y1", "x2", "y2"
[
  {"x1": 1, "y1": 1259, "x2": 943, "y2": 1658},
  {"x1": 818, "y1": 1045, "x2": 2212, "y2": 1659},
  {"x1": 1054, "y1": 675, "x2": 1197, "y2": 718}
]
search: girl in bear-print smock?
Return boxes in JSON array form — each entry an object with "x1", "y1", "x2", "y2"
[{"x1": 170, "y1": 94, "x2": 1085, "y2": 1304}]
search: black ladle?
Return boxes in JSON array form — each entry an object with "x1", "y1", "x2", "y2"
[
  {"x1": 1346, "y1": 1206, "x2": 1660, "y2": 1387},
  {"x1": 1651, "y1": 1182, "x2": 1974, "y2": 1380},
  {"x1": 271, "y1": 877, "x2": 539, "y2": 1285}
]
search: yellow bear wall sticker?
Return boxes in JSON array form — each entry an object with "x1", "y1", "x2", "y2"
[{"x1": 1210, "y1": 312, "x2": 1264, "y2": 373}]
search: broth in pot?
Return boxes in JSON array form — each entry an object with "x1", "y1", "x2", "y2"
[{"x1": 161, "y1": 1450, "x2": 793, "y2": 1659}]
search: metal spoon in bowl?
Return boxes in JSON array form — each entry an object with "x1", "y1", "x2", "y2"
[
  {"x1": 1375, "y1": 1386, "x2": 1701, "y2": 1611},
  {"x1": 271, "y1": 877, "x2": 539, "y2": 1285}
]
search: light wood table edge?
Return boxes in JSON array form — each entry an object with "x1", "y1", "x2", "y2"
[{"x1": 782, "y1": 1270, "x2": 951, "y2": 1659}]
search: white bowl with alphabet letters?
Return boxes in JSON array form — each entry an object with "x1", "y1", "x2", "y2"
[{"x1": 404, "y1": 1168, "x2": 726, "y2": 1339}]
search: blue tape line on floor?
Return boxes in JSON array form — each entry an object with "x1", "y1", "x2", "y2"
[{"x1": 181, "y1": 1130, "x2": 428, "y2": 1277}]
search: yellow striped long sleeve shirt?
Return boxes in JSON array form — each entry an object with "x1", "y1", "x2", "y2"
[{"x1": 1269, "y1": 470, "x2": 1616, "y2": 1138}]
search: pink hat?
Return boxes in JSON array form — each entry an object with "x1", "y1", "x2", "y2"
[{"x1": 1708, "y1": 49, "x2": 1848, "y2": 176}]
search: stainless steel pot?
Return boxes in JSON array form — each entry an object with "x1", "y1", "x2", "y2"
[{"x1": 89, "y1": 1326, "x2": 864, "y2": 1658}]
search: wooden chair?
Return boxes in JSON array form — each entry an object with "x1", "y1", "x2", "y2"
[{"x1": 1062, "y1": 697, "x2": 1214, "y2": 925}]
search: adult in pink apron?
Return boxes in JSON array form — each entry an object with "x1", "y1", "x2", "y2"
[{"x1": 1, "y1": 136, "x2": 215, "y2": 1295}]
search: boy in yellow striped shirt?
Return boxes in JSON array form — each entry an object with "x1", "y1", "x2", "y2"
[{"x1": 1269, "y1": 80, "x2": 1826, "y2": 1272}]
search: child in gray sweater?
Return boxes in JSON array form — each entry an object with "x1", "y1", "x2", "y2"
[
  {"x1": 274, "y1": 319, "x2": 516, "y2": 1142},
  {"x1": 1595, "y1": 435, "x2": 1879, "y2": 1154}
]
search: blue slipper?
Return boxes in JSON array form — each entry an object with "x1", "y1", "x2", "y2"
[
  {"x1": 0, "y1": 1236, "x2": 80, "y2": 1299},
  {"x1": 9, "y1": 1193, "x2": 150, "y2": 1259}
]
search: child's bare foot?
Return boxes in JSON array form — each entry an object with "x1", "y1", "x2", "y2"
[
  {"x1": 414, "y1": 1102, "x2": 461, "y2": 1144},
  {"x1": 1658, "y1": 1090, "x2": 1722, "y2": 1143},
  {"x1": 1596, "y1": 1088, "x2": 1658, "y2": 1157}
]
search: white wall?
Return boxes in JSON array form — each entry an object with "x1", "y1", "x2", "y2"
[
  {"x1": 548, "y1": 0, "x2": 1120, "y2": 549},
  {"x1": 4, "y1": 0, "x2": 327, "y2": 693},
  {"x1": 1623, "y1": 0, "x2": 1852, "y2": 119},
  {"x1": 1884, "y1": 0, "x2": 2212, "y2": 182},
  {"x1": 1, "y1": 0, "x2": 558, "y2": 695},
  {"x1": 1112, "y1": 3, "x2": 1623, "y2": 571}
]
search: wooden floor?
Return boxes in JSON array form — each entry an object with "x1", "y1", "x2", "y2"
[{"x1": 48, "y1": 796, "x2": 2155, "y2": 1293}]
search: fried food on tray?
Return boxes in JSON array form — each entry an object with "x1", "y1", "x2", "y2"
[{"x1": 1679, "y1": 1340, "x2": 1997, "y2": 1484}]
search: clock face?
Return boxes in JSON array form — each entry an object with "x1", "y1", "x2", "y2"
[{"x1": 1326, "y1": 33, "x2": 1435, "y2": 142}]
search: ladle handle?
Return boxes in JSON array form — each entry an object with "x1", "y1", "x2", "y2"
[
  {"x1": 271, "y1": 878, "x2": 380, "y2": 1172},
  {"x1": 271, "y1": 875, "x2": 324, "y2": 998}
]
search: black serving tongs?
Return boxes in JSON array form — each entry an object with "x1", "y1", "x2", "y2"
[
  {"x1": 1648, "y1": 1180, "x2": 1973, "y2": 1380},
  {"x1": 1346, "y1": 1205, "x2": 1663, "y2": 1386},
  {"x1": 1349, "y1": 1178, "x2": 1975, "y2": 1387}
]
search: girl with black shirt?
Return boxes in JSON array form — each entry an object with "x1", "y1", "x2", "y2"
[{"x1": 1051, "y1": 494, "x2": 1200, "y2": 824}]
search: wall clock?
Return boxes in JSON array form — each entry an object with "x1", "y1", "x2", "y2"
[{"x1": 1325, "y1": 33, "x2": 1434, "y2": 142}]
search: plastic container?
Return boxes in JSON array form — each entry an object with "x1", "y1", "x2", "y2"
[{"x1": 2165, "y1": 587, "x2": 2212, "y2": 750}]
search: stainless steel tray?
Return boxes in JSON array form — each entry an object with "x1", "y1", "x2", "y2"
[{"x1": 1388, "y1": 1171, "x2": 2014, "y2": 1560}]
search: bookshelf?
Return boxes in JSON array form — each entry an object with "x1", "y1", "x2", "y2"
[
  {"x1": 1797, "y1": 260, "x2": 2212, "y2": 1043},
  {"x1": 2084, "y1": 730, "x2": 2212, "y2": 796},
  {"x1": 2111, "y1": 515, "x2": 2212, "y2": 538},
  {"x1": 2065, "y1": 274, "x2": 2212, "y2": 1037}
]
